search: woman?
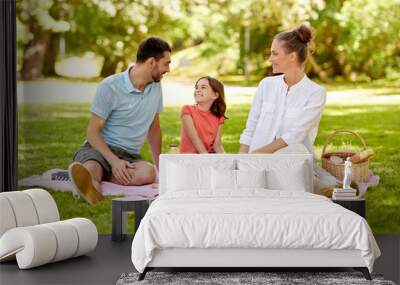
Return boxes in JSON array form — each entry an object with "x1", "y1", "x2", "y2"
[{"x1": 239, "y1": 24, "x2": 336, "y2": 191}]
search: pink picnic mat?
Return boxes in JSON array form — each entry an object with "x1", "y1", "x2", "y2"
[
  {"x1": 356, "y1": 170, "x2": 380, "y2": 197},
  {"x1": 18, "y1": 169, "x2": 158, "y2": 198},
  {"x1": 333, "y1": 170, "x2": 380, "y2": 197}
]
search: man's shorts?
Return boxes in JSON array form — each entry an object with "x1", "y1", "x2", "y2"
[{"x1": 73, "y1": 142, "x2": 143, "y2": 180}]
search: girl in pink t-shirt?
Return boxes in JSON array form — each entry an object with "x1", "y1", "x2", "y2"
[{"x1": 179, "y1": 76, "x2": 227, "y2": 153}]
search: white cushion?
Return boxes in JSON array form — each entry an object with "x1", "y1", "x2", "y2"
[
  {"x1": 211, "y1": 169, "x2": 267, "y2": 191},
  {"x1": 211, "y1": 168, "x2": 236, "y2": 190},
  {"x1": 237, "y1": 169, "x2": 267, "y2": 189},
  {"x1": 42, "y1": 221, "x2": 79, "y2": 262},
  {"x1": 266, "y1": 161, "x2": 307, "y2": 191},
  {"x1": 0, "y1": 218, "x2": 97, "y2": 269},
  {"x1": 267, "y1": 166, "x2": 307, "y2": 192},
  {"x1": 0, "y1": 189, "x2": 97, "y2": 269},
  {"x1": 159, "y1": 154, "x2": 312, "y2": 194},
  {"x1": 0, "y1": 226, "x2": 57, "y2": 269},
  {"x1": 65, "y1": 218, "x2": 98, "y2": 257},
  {"x1": 168, "y1": 162, "x2": 211, "y2": 191},
  {"x1": 238, "y1": 158, "x2": 308, "y2": 191},
  {"x1": 166, "y1": 157, "x2": 235, "y2": 192},
  {"x1": 0, "y1": 196, "x2": 17, "y2": 237},
  {"x1": 0, "y1": 192, "x2": 39, "y2": 227},
  {"x1": 0, "y1": 189, "x2": 59, "y2": 236},
  {"x1": 24, "y1": 188, "x2": 59, "y2": 223}
]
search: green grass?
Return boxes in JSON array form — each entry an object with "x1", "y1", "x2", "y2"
[{"x1": 18, "y1": 99, "x2": 400, "y2": 234}]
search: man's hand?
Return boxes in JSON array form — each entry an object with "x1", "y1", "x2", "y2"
[{"x1": 110, "y1": 158, "x2": 134, "y2": 185}]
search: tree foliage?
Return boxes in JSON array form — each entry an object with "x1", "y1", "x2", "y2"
[{"x1": 17, "y1": 0, "x2": 400, "y2": 81}]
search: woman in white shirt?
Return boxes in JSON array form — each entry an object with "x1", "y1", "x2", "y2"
[
  {"x1": 239, "y1": 24, "x2": 336, "y2": 191},
  {"x1": 240, "y1": 24, "x2": 325, "y2": 156}
]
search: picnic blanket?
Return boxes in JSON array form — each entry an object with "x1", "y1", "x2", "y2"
[
  {"x1": 18, "y1": 169, "x2": 159, "y2": 198},
  {"x1": 18, "y1": 168, "x2": 378, "y2": 199},
  {"x1": 356, "y1": 170, "x2": 380, "y2": 197}
]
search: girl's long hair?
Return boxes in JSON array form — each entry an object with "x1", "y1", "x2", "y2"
[{"x1": 195, "y1": 76, "x2": 228, "y2": 119}]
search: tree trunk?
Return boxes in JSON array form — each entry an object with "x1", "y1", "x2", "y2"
[
  {"x1": 21, "y1": 30, "x2": 51, "y2": 80},
  {"x1": 42, "y1": 33, "x2": 59, "y2": 77},
  {"x1": 237, "y1": 26, "x2": 245, "y2": 74},
  {"x1": 100, "y1": 56, "x2": 121, "y2": 78},
  {"x1": 243, "y1": 25, "x2": 250, "y2": 81}
]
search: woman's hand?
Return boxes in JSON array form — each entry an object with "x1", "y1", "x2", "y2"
[
  {"x1": 238, "y1": 144, "x2": 250, "y2": 154},
  {"x1": 250, "y1": 147, "x2": 273, "y2": 154},
  {"x1": 250, "y1": 138, "x2": 288, "y2": 154},
  {"x1": 250, "y1": 149, "x2": 266, "y2": 154}
]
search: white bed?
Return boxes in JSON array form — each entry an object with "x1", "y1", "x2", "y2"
[{"x1": 131, "y1": 150, "x2": 380, "y2": 280}]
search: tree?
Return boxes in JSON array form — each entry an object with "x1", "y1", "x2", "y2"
[
  {"x1": 16, "y1": 0, "x2": 400, "y2": 81},
  {"x1": 17, "y1": 0, "x2": 70, "y2": 80},
  {"x1": 65, "y1": 0, "x2": 188, "y2": 77}
]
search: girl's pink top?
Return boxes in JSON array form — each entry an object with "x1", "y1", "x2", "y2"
[{"x1": 179, "y1": 105, "x2": 224, "y2": 153}]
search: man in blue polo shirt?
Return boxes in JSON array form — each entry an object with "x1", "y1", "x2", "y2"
[{"x1": 68, "y1": 37, "x2": 171, "y2": 205}]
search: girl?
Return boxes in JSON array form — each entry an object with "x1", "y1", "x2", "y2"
[{"x1": 180, "y1": 76, "x2": 227, "y2": 153}]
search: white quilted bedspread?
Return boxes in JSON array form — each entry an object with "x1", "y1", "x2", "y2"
[{"x1": 131, "y1": 190, "x2": 380, "y2": 273}]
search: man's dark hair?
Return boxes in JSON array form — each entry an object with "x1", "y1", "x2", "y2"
[{"x1": 136, "y1": 37, "x2": 171, "y2": 63}]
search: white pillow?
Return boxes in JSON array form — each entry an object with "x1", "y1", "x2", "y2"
[
  {"x1": 238, "y1": 159, "x2": 308, "y2": 191},
  {"x1": 211, "y1": 169, "x2": 268, "y2": 190},
  {"x1": 211, "y1": 168, "x2": 237, "y2": 190},
  {"x1": 236, "y1": 169, "x2": 267, "y2": 189},
  {"x1": 165, "y1": 158, "x2": 236, "y2": 193},
  {"x1": 266, "y1": 161, "x2": 307, "y2": 191},
  {"x1": 168, "y1": 162, "x2": 210, "y2": 191}
]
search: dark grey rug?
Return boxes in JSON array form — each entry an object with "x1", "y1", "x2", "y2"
[{"x1": 116, "y1": 271, "x2": 396, "y2": 285}]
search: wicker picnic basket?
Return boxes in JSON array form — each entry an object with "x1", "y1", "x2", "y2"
[{"x1": 321, "y1": 129, "x2": 369, "y2": 183}]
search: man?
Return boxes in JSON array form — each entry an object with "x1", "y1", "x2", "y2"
[{"x1": 68, "y1": 37, "x2": 171, "y2": 205}]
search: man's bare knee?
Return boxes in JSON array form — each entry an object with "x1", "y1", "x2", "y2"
[
  {"x1": 127, "y1": 161, "x2": 156, "y2": 186},
  {"x1": 142, "y1": 164, "x2": 156, "y2": 184}
]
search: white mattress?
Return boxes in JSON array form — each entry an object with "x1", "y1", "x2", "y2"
[{"x1": 131, "y1": 190, "x2": 380, "y2": 273}]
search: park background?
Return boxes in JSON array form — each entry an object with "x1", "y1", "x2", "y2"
[{"x1": 16, "y1": 0, "x2": 400, "y2": 234}]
